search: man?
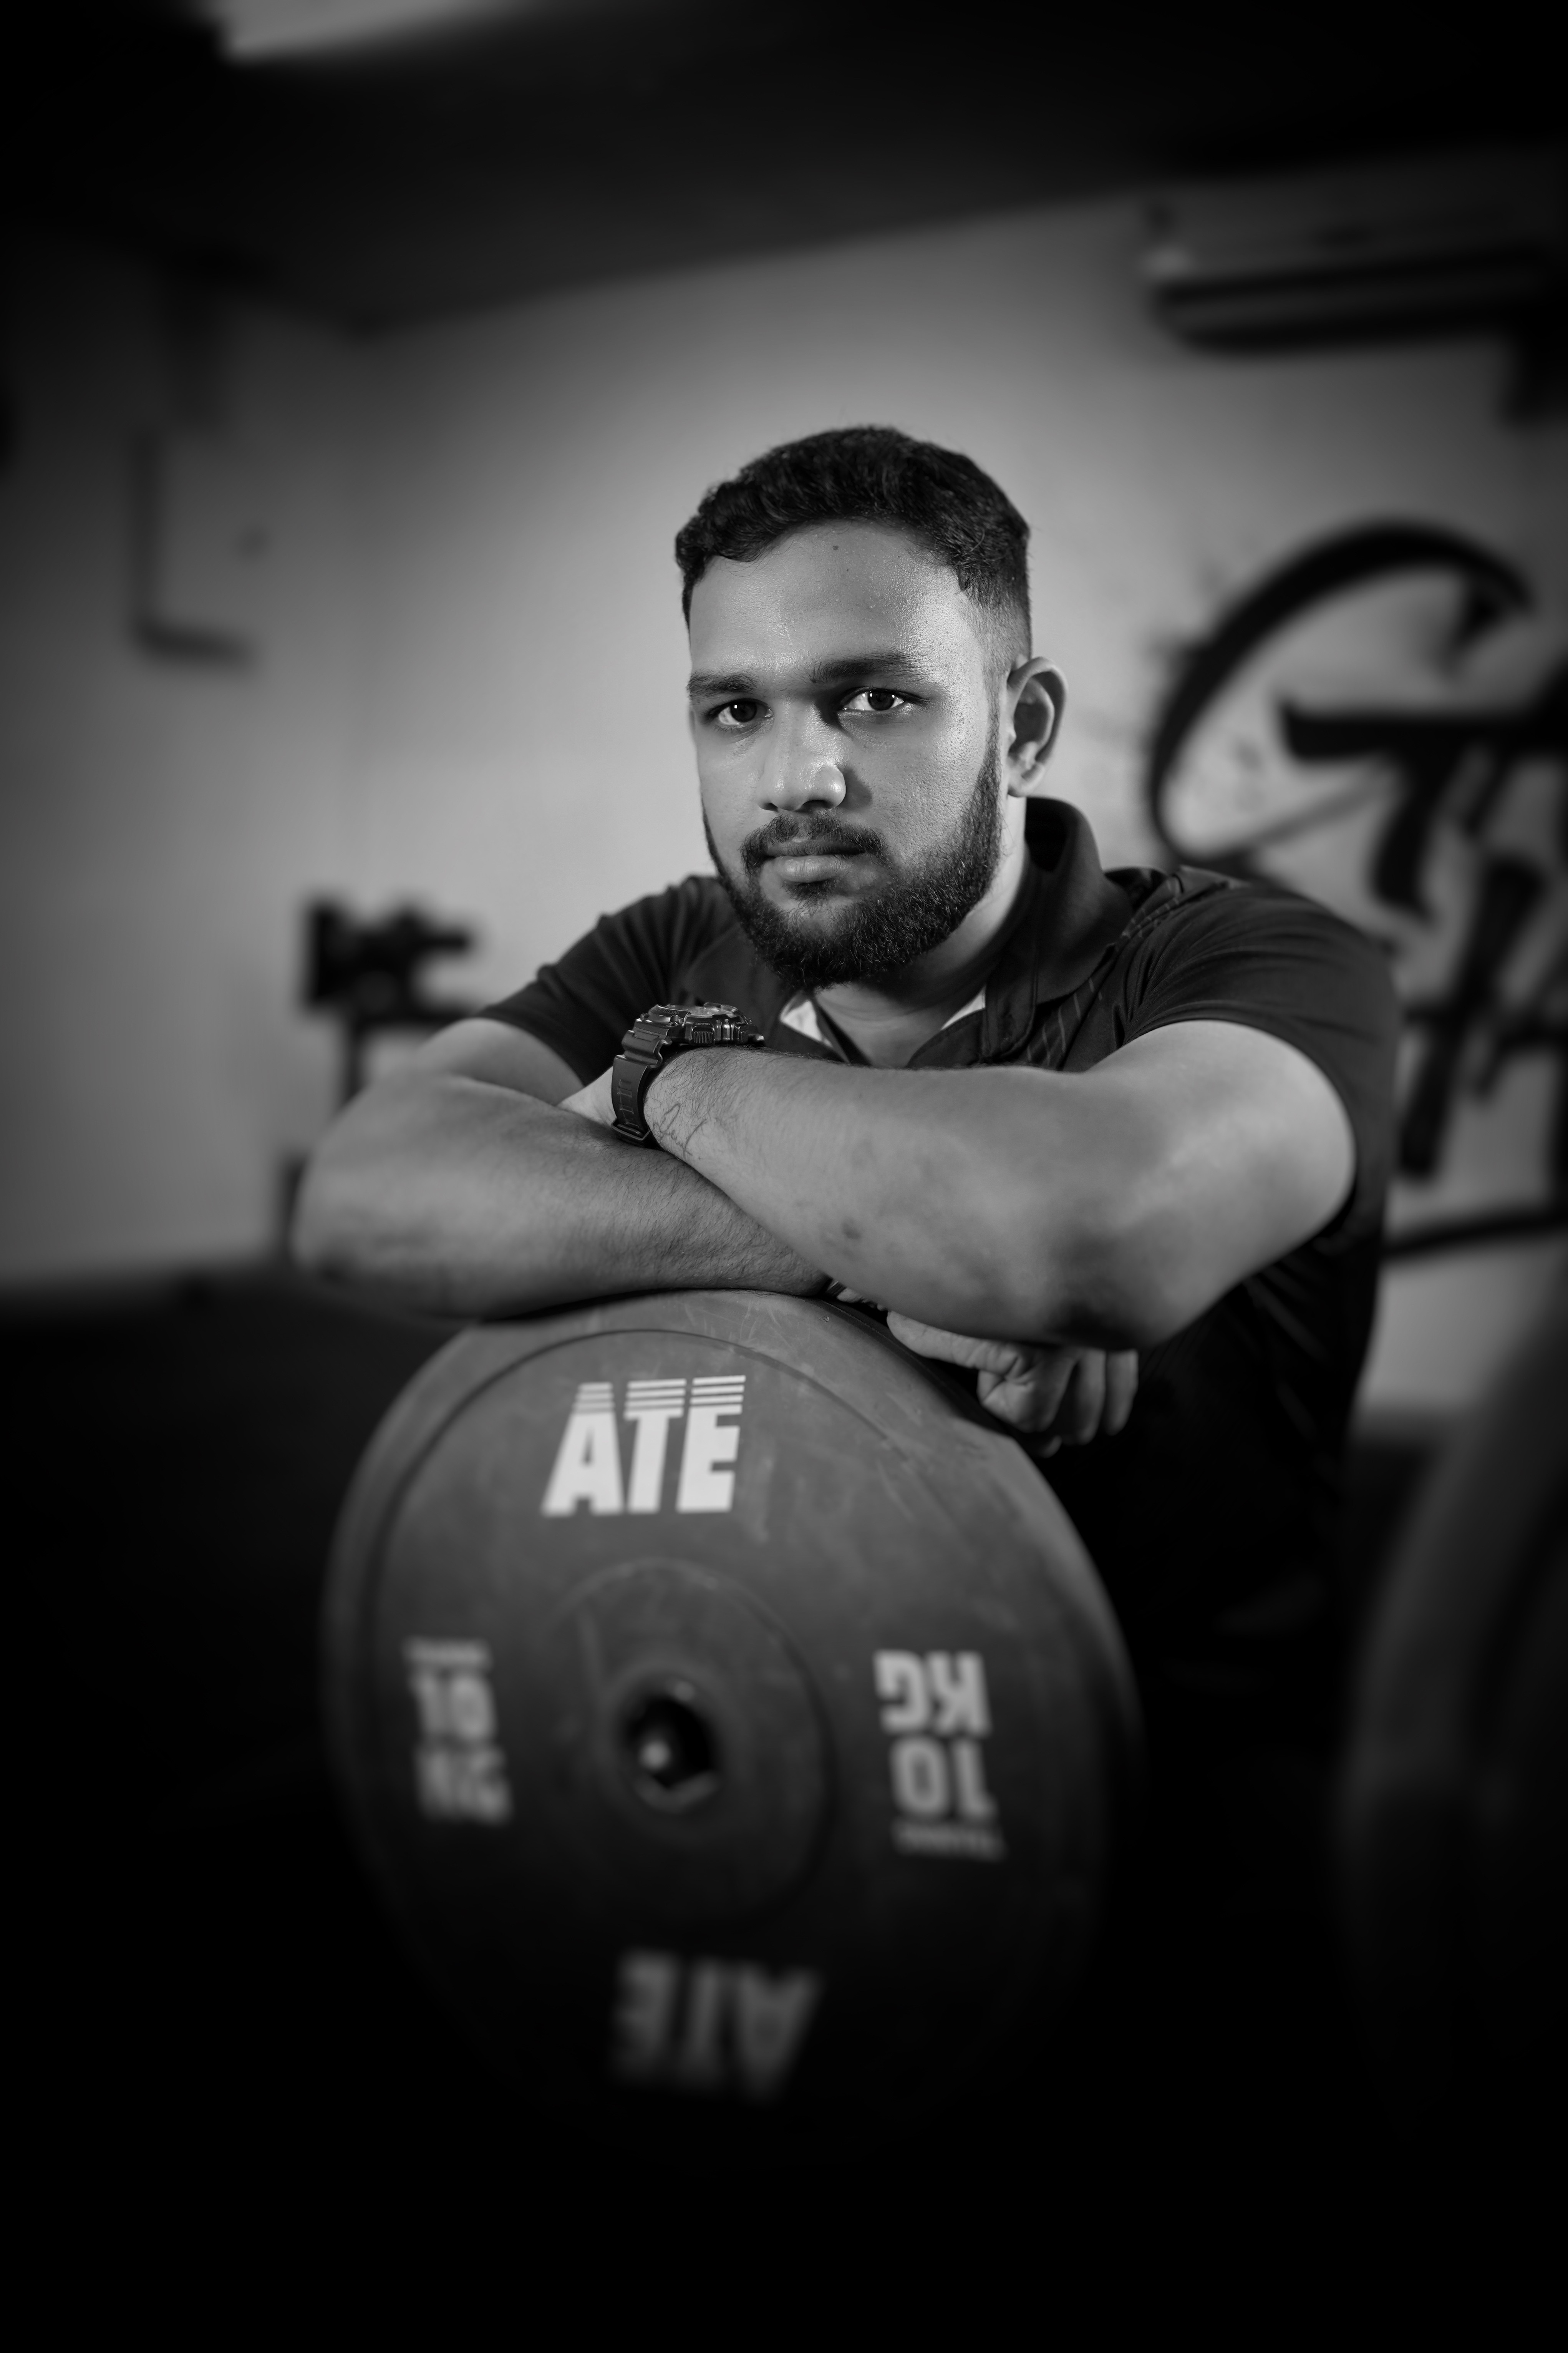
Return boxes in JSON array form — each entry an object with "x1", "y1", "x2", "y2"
[{"x1": 295, "y1": 425, "x2": 1398, "y2": 1674}]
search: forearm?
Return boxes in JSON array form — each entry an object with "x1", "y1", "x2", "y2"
[
  {"x1": 292, "y1": 1069, "x2": 830, "y2": 1319},
  {"x1": 643, "y1": 1050, "x2": 1158, "y2": 1346}
]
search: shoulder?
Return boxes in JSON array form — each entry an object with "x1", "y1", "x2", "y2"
[
  {"x1": 1111, "y1": 870, "x2": 1401, "y2": 1237},
  {"x1": 1113, "y1": 870, "x2": 1402, "y2": 1085},
  {"x1": 588, "y1": 873, "x2": 737, "y2": 967},
  {"x1": 478, "y1": 873, "x2": 743, "y2": 1082},
  {"x1": 1125, "y1": 869, "x2": 1398, "y2": 1021}
]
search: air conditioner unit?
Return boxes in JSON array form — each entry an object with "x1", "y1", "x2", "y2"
[{"x1": 1143, "y1": 148, "x2": 1566, "y2": 350}]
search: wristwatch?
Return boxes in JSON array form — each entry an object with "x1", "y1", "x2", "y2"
[{"x1": 610, "y1": 1002, "x2": 767, "y2": 1145}]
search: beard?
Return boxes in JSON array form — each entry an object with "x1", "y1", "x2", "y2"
[{"x1": 704, "y1": 717, "x2": 1004, "y2": 994}]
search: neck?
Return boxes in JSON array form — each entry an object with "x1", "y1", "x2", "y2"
[{"x1": 815, "y1": 824, "x2": 1032, "y2": 1068}]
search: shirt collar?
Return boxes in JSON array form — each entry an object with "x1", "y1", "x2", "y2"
[
  {"x1": 979, "y1": 798, "x2": 1132, "y2": 1061},
  {"x1": 779, "y1": 983, "x2": 987, "y2": 1055}
]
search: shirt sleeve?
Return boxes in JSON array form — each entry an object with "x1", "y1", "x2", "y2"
[
  {"x1": 478, "y1": 878, "x2": 730, "y2": 1086},
  {"x1": 1122, "y1": 880, "x2": 1401, "y2": 1238}
]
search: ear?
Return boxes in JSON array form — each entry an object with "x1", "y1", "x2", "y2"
[{"x1": 1003, "y1": 658, "x2": 1067, "y2": 796}]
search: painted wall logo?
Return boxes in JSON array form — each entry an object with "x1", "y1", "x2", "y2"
[
  {"x1": 404, "y1": 1637, "x2": 512, "y2": 1824},
  {"x1": 874, "y1": 1650, "x2": 1003, "y2": 1860},
  {"x1": 609, "y1": 1950, "x2": 822, "y2": 2101},
  {"x1": 542, "y1": 1374, "x2": 746, "y2": 1516},
  {"x1": 1146, "y1": 523, "x2": 1566, "y2": 1266}
]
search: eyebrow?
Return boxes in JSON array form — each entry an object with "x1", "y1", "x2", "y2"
[{"x1": 686, "y1": 649, "x2": 928, "y2": 701}]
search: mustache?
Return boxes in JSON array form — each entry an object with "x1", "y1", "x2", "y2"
[{"x1": 740, "y1": 813, "x2": 886, "y2": 876}]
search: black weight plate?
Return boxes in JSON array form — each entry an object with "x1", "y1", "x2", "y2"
[{"x1": 325, "y1": 1290, "x2": 1139, "y2": 2149}]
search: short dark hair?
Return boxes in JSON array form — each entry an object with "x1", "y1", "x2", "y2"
[{"x1": 675, "y1": 425, "x2": 1031, "y2": 659}]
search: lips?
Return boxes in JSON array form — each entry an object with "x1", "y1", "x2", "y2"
[
  {"x1": 767, "y1": 850, "x2": 872, "y2": 885},
  {"x1": 738, "y1": 818, "x2": 884, "y2": 892},
  {"x1": 761, "y1": 833, "x2": 868, "y2": 858},
  {"x1": 746, "y1": 822, "x2": 882, "y2": 869}
]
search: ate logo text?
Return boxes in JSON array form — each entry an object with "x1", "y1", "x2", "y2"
[
  {"x1": 610, "y1": 1950, "x2": 822, "y2": 2101},
  {"x1": 542, "y1": 1374, "x2": 746, "y2": 1517}
]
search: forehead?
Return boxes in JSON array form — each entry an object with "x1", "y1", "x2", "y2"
[{"x1": 686, "y1": 521, "x2": 985, "y2": 677}]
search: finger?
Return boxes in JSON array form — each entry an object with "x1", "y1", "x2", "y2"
[
  {"x1": 1104, "y1": 1351, "x2": 1139, "y2": 1437},
  {"x1": 978, "y1": 1350, "x2": 1079, "y2": 1433},
  {"x1": 1056, "y1": 1350, "x2": 1107, "y2": 1445},
  {"x1": 560, "y1": 1069, "x2": 617, "y2": 1127},
  {"x1": 976, "y1": 1372, "x2": 1036, "y2": 1431},
  {"x1": 885, "y1": 1314, "x2": 970, "y2": 1364},
  {"x1": 887, "y1": 1316, "x2": 1029, "y2": 1378}
]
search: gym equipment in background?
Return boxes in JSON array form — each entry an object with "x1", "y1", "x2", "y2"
[
  {"x1": 1338, "y1": 1279, "x2": 1568, "y2": 2126},
  {"x1": 303, "y1": 898, "x2": 479, "y2": 1103},
  {"x1": 323, "y1": 1290, "x2": 1140, "y2": 2153}
]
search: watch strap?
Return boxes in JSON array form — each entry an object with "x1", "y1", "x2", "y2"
[{"x1": 610, "y1": 1003, "x2": 764, "y2": 1145}]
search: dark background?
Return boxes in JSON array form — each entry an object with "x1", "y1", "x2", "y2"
[
  {"x1": 10, "y1": 1265, "x2": 1443, "y2": 2250},
  {"x1": 10, "y1": 0, "x2": 1564, "y2": 329}
]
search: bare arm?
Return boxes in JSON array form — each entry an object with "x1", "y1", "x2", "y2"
[
  {"x1": 634, "y1": 1018, "x2": 1355, "y2": 1351},
  {"x1": 290, "y1": 1018, "x2": 829, "y2": 1318}
]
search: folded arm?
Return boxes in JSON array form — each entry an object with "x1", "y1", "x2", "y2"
[
  {"x1": 290, "y1": 1019, "x2": 829, "y2": 1318},
  {"x1": 295, "y1": 1010, "x2": 1353, "y2": 1354},
  {"x1": 635, "y1": 1017, "x2": 1355, "y2": 1351}
]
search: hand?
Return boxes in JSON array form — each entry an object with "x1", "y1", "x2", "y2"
[
  {"x1": 560, "y1": 1067, "x2": 617, "y2": 1127},
  {"x1": 884, "y1": 1313, "x2": 1138, "y2": 1457}
]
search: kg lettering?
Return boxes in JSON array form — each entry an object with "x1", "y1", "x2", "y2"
[
  {"x1": 610, "y1": 1950, "x2": 822, "y2": 2101},
  {"x1": 874, "y1": 1649, "x2": 1004, "y2": 1861},
  {"x1": 542, "y1": 1374, "x2": 745, "y2": 1517},
  {"x1": 405, "y1": 1638, "x2": 512, "y2": 1824}
]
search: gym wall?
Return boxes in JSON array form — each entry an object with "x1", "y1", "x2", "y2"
[
  {"x1": 2, "y1": 198, "x2": 1563, "y2": 1413},
  {"x1": 0, "y1": 232, "x2": 357, "y2": 1277}
]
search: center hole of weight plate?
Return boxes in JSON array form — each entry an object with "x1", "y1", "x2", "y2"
[{"x1": 620, "y1": 1684, "x2": 721, "y2": 1812}]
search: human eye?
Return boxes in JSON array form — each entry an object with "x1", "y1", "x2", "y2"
[
  {"x1": 841, "y1": 688, "x2": 914, "y2": 716},
  {"x1": 709, "y1": 698, "x2": 766, "y2": 730}
]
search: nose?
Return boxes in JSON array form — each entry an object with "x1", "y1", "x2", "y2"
[{"x1": 765, "y1": 753, "x2": 847, "y2": 816}]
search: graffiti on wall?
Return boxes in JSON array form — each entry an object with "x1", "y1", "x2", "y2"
[{"x1": 1145, "y1": 523, "x2": 1568, "y2": 1259}]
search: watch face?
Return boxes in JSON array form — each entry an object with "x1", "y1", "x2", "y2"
[{"x1": 636, "y1": 1004, "x2": 760, "y2": 1054}]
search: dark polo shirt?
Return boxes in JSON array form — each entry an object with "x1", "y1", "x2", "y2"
[{"x1": 483, "y1": 799, "x2": 1399, "y2": 1662}]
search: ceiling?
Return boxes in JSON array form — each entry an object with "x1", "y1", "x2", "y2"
[{"x1": 8, "y1": 0, "x2": 1564, "y2": 330}]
